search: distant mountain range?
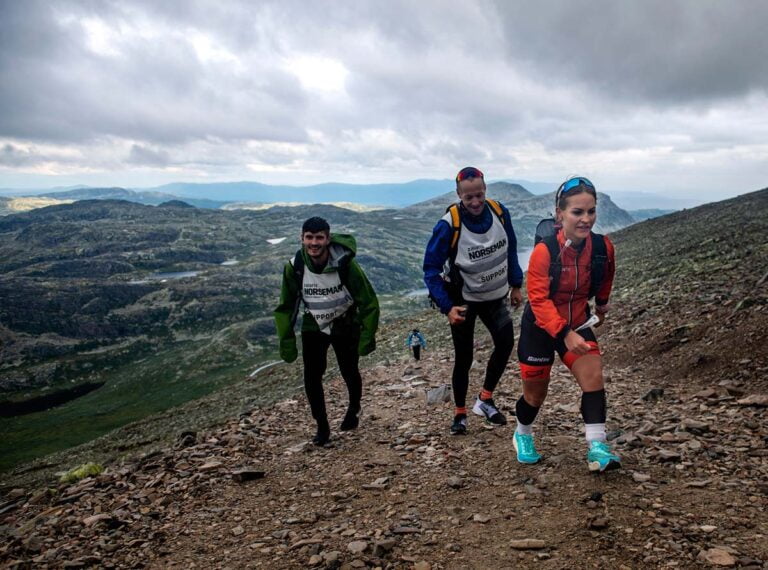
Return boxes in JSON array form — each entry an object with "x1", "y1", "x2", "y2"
[
  {"x1": 1, "y1": 179, "x2": 704, "y2": 211},
  {"x1": 35, "y1": 187, "x2": 229, "y2": 209},
  {"x1": 141, "y1": 179, "x2": 455, "y2": 207},
  {"x1": 0, "y1": 180, "x2": 651, "y2": 243},
  {"x1": 627, "y1": 208, "x2": 677, "y2": 222}
]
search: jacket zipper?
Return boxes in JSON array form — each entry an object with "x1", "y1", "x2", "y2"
[{"x1": 568, "y1": 246, "x2": 582, "y2": 325}]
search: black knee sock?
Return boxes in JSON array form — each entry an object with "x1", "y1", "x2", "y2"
[
  {"x1": 515, "y1": 396, "x2": 540, "y2": 426},
  {"x1": 580, "y1": 389, "x2": 607, "y2": 424}
]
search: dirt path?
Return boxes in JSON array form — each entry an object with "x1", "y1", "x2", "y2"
[
  {"x1": 3, "y1": 319, "x2": 765, "y2": 569},
  {"x1": 154, "y1": 345, "x2": 766, "y2": 569}
]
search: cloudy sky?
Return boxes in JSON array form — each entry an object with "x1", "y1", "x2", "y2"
[{"x1": 1, "y1": 0, "x2": 766, "y2": 202}]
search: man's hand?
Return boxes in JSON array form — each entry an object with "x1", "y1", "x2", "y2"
[
  {"x1": 509, "y1": 287, "x2": 523, "y2": 310},
  {"x1": 358, "y1": 339, "x2": 375, "y2": 356},
  {"x1": 448, "y1": 305, "x2": 467, "y2": 325},
  {"x1": 279, "y1": 339, "x2": 298, "y2": 363}
]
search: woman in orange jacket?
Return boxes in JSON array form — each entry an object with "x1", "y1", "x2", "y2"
[{"x1": 513, "y1": 176, "x2": 621, "y2": 472}]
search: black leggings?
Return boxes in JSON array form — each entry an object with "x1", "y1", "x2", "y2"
[
  {"x1": 412, "y1": 345, "x2": 421, "y2": 360},
  {"x1": 450, "y1": 297, "x2": 515, "y2": 408},
  {"x1": 301, "y1": 330, "x2": 362, "y2": 427}
]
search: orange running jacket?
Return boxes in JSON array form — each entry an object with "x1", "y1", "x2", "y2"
[{"x1": 526, "y1": 230, "x2": 615, "y2": 338}]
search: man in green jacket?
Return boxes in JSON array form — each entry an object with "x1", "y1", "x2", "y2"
[{"x1": 274, "y1": 217, "x2": 379, "y2": 446}]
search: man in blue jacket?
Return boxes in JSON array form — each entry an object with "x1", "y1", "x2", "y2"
[
  {"x1": 423, "y1": 167, "x2": 523, "y2": 435},
  {"x1": 406, "y1": 329, "x2": 427, "y2": 360}
]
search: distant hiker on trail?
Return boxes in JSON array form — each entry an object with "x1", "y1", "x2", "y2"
[
  {"x1": 405, "y1": 329, "x2": 427, "y2": 361},
  {"x1": 274, "y1": 217, "x2": 379, "y2": 447},
  {"x1": 514, "y1": 176, "x2": 621, "y2": 472},
  {"x1": 423, "y1": 166, "x2": 524, "y2": 435}
]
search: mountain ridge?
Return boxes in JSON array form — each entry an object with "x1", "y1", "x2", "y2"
[
  {"x1": 146, "y1": 179, "x2": 455, "y2": 206},
  {"x1": 1, "y1": 178, "x2": 704, "y2": 211}
]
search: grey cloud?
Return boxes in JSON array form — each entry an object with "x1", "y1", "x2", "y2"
[
  {"x1": 492, "y1": 0, "x2": 768, "y2": 104},
  {"x1": 0, "y1": 1, "x2": 310, "y2": 144},
  {"x1": 0, "y1": 144, "x2": 35, "y2": 167},
  {"x1": 127, "y1": 144, "x2": 170, "y2": 166}
]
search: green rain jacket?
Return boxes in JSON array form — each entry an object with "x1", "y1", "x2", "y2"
[{"x1": 274, "y1": 234, "x2": 380, "y2": 363}]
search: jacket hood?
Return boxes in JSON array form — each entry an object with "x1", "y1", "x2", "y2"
[
  {"x1": 327, "y1": 233, "x2": 356, "y2": 268},
  {"x1": 330, "y1": 233, "x2": 356, "y2": 255}
]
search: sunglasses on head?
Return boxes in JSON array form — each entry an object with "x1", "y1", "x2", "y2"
[
  {"x1": 556, "y1": 177, "x2": 595, "y2": 201},
  {"x1": 456, "y1": 167, "x2": 484, "y2": 183}
]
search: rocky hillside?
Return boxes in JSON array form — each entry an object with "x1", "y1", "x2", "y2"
[
  {"x1": 0, "y1": 196, "x2": 75, "y2": 217},
  {"x1": 0, "y1": 200, "x2": 433, "y2": 390},
  {"x1": 0, "y1": 189, "x2": 765, "y2": 568}
]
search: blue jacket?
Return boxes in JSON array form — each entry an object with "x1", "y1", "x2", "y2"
[{"x1": 423, "y1": 201, "x2": 524, "y2": 314}]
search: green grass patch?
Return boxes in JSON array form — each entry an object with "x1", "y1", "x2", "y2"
[{"x1": 0, "y1": 334, "x2": 266, "y2": 472}]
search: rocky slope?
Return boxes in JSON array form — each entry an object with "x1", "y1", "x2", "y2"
[{"x1": 0, "y1": 189, "x2": 765, "y2": 568}]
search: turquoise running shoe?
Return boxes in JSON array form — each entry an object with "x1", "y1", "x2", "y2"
[
  {"x1": 513, "y1": 432, "x2": 542, "y2": 464},
  {"x1": 587, "y1": 440, "x2": 621, "y2": 472}
]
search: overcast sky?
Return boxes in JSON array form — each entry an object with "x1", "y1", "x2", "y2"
[{"x1": 1, "y1": 0, "x2": 766, "y2": 202}]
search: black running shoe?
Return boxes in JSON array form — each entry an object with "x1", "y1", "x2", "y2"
[
  {"x1": 450, "y1": 414, "x2": 468, "y2": 435},
  {"x1": 312, "y1": 424, "x2": 330, "y2": 446},
  {"x1": 472, "y1": 396, "x2": 507, "y2": 425},
  {"x1": 340, "y1": 405, "x2": 361, "y2": 431}
]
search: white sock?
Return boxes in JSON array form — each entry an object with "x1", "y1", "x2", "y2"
[
  {"x1": 515, "y1": 422, "x2": 533, "y2": 436},
  {"x1": 584, "y1": 423, "x2": 606, "y2": 443}
]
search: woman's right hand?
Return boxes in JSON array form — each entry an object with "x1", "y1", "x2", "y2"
[{"x1": 564, "y1": 330, "x2": 591, "y2": 355}]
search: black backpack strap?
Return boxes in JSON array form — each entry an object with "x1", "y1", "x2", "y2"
[
  {"x1": 291, "y1": 250, "x2": 304, "y2": 293},
  {"x1": 588, "y1": 233, "x2": 607, "y2": 300},
  {"x1": 338, "y1": 256, "x2": 351, "y2": 285},
  {"x1": 541, "y1": 235, "x2": 561, "y2": 299},
  {"x1": 286, "y1": 251, "x2": 305, "y2": 326}
]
